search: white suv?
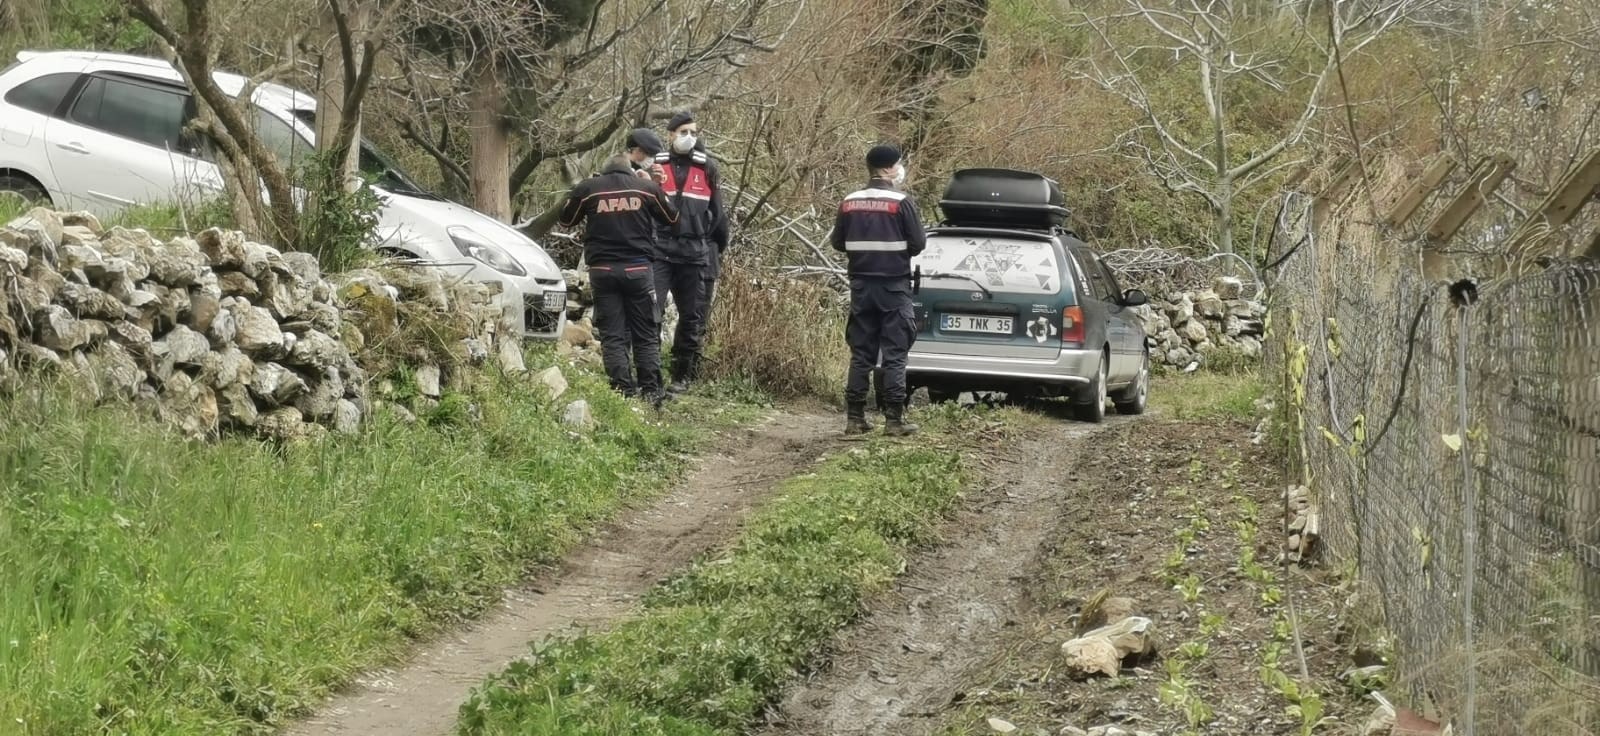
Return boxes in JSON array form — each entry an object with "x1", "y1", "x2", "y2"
[{"x1": 0, "y1": 50, "x2": 568, "y2": 339}]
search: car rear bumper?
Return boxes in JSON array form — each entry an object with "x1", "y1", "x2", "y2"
[{"x1": 906, "y1": 346, "x2": 1101, "y2": 385}]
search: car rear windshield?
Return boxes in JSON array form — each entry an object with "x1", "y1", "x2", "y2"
[{"x1": 915, "y1": 234, "x2": 1064, "y2": 295}]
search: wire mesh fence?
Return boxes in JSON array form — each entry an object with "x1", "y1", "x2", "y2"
[{"x1": 1267, "y1": 186, "x2": 1600, "y2": 734}]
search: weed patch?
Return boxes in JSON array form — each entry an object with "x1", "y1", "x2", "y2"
[
  {"x1": 1151, "y1": 372, "x2": 1262, "y2": 422},
  {"x1": 457, "y1": 413, "x2": 978, "y2": 734},
  {"x1": 0, "y1": 356, "x2": 744, "y2": 735}
]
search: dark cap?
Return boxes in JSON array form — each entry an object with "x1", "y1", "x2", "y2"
[
  {"x1": 667, "y1": 110, "x2": 696, "y2": 132},
  {"x1": 866, "y1": 144, "x2": 901, "y2": 170},
  {"x1": 626, "y1": 127, "x2": 663, "y2": 156}
]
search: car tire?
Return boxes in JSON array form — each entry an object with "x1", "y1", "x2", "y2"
[
  {"x1": 1113, "y1": 349, "x2": 1150, "y2": 416},
  {"x1": 0, "y1": 175, "x2": 52, "y2": 208},
  {"x1": 927, "y1": 387, "x2": 960, "y2": 404},
  {"x1": 1073, "y1": 352, "x2": 1108, "y2": 424}
]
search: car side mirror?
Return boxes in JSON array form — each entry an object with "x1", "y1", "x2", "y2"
[{"x1": 1121, "y1": 288, "x2": 1149, "y2": 306}]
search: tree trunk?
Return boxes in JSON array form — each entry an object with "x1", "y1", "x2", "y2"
[
  {"x1": 315, "y1": 42, "x2": 361, "y2": 187},
  {"x1": 1216, "y1": 178, "x2": 1234, "y2": 254},
  {"x1": 468, "y1": 58, "x2": 512, "y2": 221}
]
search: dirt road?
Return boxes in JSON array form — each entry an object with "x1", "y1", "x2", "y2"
[
  {"x1": 286, "y1": 411, "x2": 840, "y2": 736},
  {"x1": 761, "y1": 412, "x2": 1357, "y2": 736},
  {"x1": 760, "y1": 410, "x2": 1135, "y2": 735}
]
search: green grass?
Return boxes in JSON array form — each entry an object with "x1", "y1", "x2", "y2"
[
  {"x1": 456, "y1": 413, "x2": 978, "y2": 735},
  {"x1": 0, "y1": 354, "x2": 755, "y2": 735},
  {"x1": 1150, "y1": 372, "x2": 1263, "y2": 422},
  {"x1": 1, "y1": 196, "x2": 236, "y2": 236}
]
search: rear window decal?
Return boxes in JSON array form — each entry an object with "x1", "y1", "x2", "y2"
[{"x1": 916, "y1": 236, "x2": 1061, "y2": 295}]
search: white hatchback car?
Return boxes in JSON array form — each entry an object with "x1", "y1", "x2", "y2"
[{"x1": 0, "y1": 49, "x2": 568, "y2": 339}]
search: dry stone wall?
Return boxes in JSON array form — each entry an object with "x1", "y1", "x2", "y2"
[
  {"x1": 0, "y1": 208, "x2": 511, "y2": 440},
  {"x1": 1135, "y1": 276, "x2": 1266, "y2": 369}
]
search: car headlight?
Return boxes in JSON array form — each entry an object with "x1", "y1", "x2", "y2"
[{"x1": 448, "y1": 226, "x2": 526, "y2": 277}]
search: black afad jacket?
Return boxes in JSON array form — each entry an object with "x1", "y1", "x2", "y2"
[
  {"x1": 559, "y1": 160, "x2": 679, "y2": 265},
  {"x1": 829, "y1": 178, "x2": 928, "y2": 279}
]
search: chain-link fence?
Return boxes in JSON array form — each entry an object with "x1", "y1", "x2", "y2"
[{"x1": 1267, "y1": 184, "x2": 1600, "y2": 734}]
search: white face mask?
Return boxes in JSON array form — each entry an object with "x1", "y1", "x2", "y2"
[
  {"x1": 672, "y1": 132, "x2": 698, "y2": 154},
  {"x1": 892, "y1": 164, "x2": 907, "y2": 186}
]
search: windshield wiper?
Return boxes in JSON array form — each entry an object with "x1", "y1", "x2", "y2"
[{"x1": 922, "y1": 270, "x2": 993, "y2": 299}]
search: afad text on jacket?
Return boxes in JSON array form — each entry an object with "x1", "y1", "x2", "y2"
[{"x1": 559, "y1": 159, "x2": 680, "y2": 265}]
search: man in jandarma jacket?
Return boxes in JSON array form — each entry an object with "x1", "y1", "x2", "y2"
[
  {"x1": 559, "y1": 154, "x2": 680, "y2": 407},
  {"x1": 830, "y1": 144, "x2": 926, "y2": 437},
  {"x1": 653, "y1": 110, "x2": 730, "y2": 393}
]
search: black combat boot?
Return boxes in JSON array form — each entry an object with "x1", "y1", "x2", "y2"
[
  {"x1": 668, "y1": 356, "x2": 698, "y2": 395},
  {"x1": 884, "y1": 402, "x2": 919, "y2": 437},
  {"x1": 845, "y1": 401, "x2": 874, "y2": 435}
]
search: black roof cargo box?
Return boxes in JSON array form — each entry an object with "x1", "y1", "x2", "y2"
[{"x1": 938, "y1": 168, "x2": 1069, "y2": 230}]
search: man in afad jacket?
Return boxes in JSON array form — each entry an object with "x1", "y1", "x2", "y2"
[
  {"x1": 653, "y1": 110, "x2": 730, "y2": 393},
  {"x1": 559, "y1": 155, "x2": 680, "y2": 407},
  {"x1": 830, "y1": 144, "x2": 926, "y2": 436}
]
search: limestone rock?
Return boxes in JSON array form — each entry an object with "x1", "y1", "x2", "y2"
[
  {"x1": 37, "y1": 305, "x2": 93, "y2": 351},
  {"x1": 233, "y1": 304, "x2": 285, "y2": 355},
  {"x1": 561, "y1": 321, "x2": 594, "y2": 346},
  {"x1": 537, "y1": 366, "x2": 568, "y2": 400},
  {"x1": 85, "y1": 342, "x2": 145, "y2": 401},
  {"x1": 0, "y1": 243, "x2": 28, "y2": 271},
  {"x1": 1179, "y1": 319, "x2": 1208, "y2": 345},
  {"x1": 161, "y1": 325, "x2": 211, "y2": 366},
  {"x1": 414, "y1": 364, "x2": 442, "y2": 398},
  {"x1": 279, "y1": 251, "x2": 321, "y2": 285},
  {"x1": 562, "y1": 399, "x2": 595, "y2": 430},
  {"x1": 296, "y1": 368, "x2": 343, "y2": 419},
  {"x1": 107, "y1": 321, "x2": 154, "y2": 360},
  {"x1": 217, "y1": 381, "x2": 259, "y2": 427},
  {"x1": 218, "y1": 271, "x2": 260, "y2": 299},
  {"x1": 1213, "y1": 275, "x2": 1245, "y2": 299},
  {"x1": 58, "y1": 282, "x2": 125, "y2": 320},
  {"x1": 333, "y1": 399, "x2": 362, "y2": 433},
  {"x1": 203, "y1": 346, "x2": 254, "y2": 388},
  {"x1": 159, "y1": 372, "x2": 219, "y2": 438},
  {"x1": 6, "y1": 207, "x2": 64, "y2": 261},
  {"x1": 498, "y1": 336, "x2": 526, "y2": 374},
  {"x1": 196, "y1": 228, "x2": 248, "y2": 270},
  {"x1": 1163, "y1": 293, "x2": 1195, "y2": 326},
  {"x1": 251, "y1": 362, "x2": 306, "y2": 404},
  {"x1": 289, "y1": 329, "x2": 343, "y2": 370},
  {"x1": 257, "y1": 407, "x2": 308, "y2": 440},
  {"x1": 146, "y1": 238, "x2": 208, "y2": 287}
]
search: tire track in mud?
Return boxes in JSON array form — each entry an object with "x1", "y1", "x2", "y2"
[
  {"x1": 760, "y1": 413, "x2": 1138, "y2": 736},
  {"x1": 286, "y1": 412, "x2": 840, "y2": 736}
]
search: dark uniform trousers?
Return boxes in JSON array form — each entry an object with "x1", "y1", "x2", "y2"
[
  {"x1": 845, "y1": 276, "x2": 916, "y2": 405},
  {"x1": 590, "y1": 262, "x2": 662, "y2": 396},
  {"x1": 654, "y1": 248, "x2": 709, "y2": 380}
]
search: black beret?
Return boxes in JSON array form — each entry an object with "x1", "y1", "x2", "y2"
[
  {"x1": 667, "y1": 111, "x2": 696, "y2": 132},
  {"x1": 626, "y1": 128, "x2": 664, "y2": 155},
  {"x1": 866, "y1": 144, "x2": 901, "y2": 170}
]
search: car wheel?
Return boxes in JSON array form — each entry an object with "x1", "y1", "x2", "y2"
[
  {"x1": 1113, "y1": 349, "x2": 1150, "y2": 415},
  {"x1": 1074, "y1": 352, "x2": 1108, "y2": 424},
  {"x1": 0, "y1": 175, "x2": 52, "y2": 208},
  {"x1": 927, "y1": 387, "x2": 961, "y2": 404}
]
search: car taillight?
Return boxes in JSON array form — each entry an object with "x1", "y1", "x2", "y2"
[{"x1": 1061, "y1": 306, "x2": 1085, "y2": 348}]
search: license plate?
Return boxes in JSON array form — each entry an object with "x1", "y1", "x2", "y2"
[
  {"x1": 542, "y1": 290, "x2": 567, "y2": 311},
  {"x1": 941, "y1": 314, "x2": 1013, "y2": 335}
]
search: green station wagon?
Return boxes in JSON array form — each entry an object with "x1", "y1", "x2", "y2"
[{"x1": 904, "y1": 169, "x2": 1151, "y2": 422}]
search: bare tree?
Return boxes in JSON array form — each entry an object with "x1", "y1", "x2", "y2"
[
  {"x1": 390, "y1": 0, "x2": 798, "y2": 224},
  {"x1": 1076, "y1": 0, "x2": 1434, "y2": 253},
  {"x1": 123, "y1": 0, "x2": 388, "y2": 247}
]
